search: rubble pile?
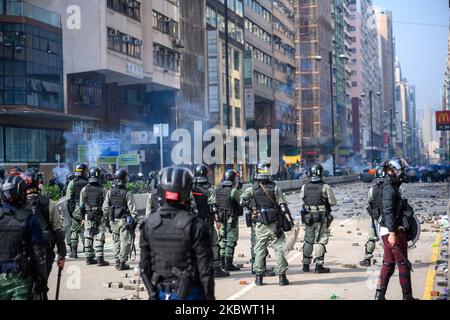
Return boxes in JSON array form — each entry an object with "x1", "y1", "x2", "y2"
[
  {"x1": 102, "y1": 268, "x2": 146, "y2": 300},
  {"x1": 432, "y1": 214, "x2": 448, "y2": 300}
]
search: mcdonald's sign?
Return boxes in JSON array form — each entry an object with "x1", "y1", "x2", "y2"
[{"x1": 436, "y1": 111, "x2": 450, "y2": 131}]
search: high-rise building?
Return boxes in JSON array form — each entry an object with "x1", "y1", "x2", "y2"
[
  {"x1": 243, "y1": 0, "x2": 296, "y2": 159},
  {"x1": 297, "y1": 0, "x2": 334, "y2": 164},
  {"x1": 0, "y1": 0, "x2": 72, "y2": 176},
  {"x1": 348, "y1": 0, "x2": 383, "y2": 164},
  {"x1": 375, "y1": 7, "x2": 396, "y2": 158}
]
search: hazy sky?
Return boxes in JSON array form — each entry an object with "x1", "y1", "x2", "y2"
[{"x1": 374, "y1": 0, "x2": 449, "y2": 111}]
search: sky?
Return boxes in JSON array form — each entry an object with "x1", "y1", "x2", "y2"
[{"x1": 373, "y1": 0, "x2": 449, "y2": 111}]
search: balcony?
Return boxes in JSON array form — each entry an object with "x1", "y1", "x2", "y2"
[{"x1": 0, "y1": 1, "x2": 61, "y2": 27}]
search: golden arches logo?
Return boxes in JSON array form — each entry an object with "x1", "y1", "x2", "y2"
[{"x1": 438, "y1": 112, "x2": 450, "y2": 123}]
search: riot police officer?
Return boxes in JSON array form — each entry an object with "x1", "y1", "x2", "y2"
[
  {"x1": 23, "y1": 169, "x2": 66, "y2": 292},
  {"x1": 299, "y1": 164, "x2": 337, "y2": 273},
  {"x1": 103, "y1": 169, "x2": 138, "y2": 271},
  {"x1": 0, "y1": 175, "x2": 48, "y2": 300},
  {"x1": 145, "y1": 171, "x2": 160, "y2": 217},
  {"x1": 214, "y1": 169, "x2": 242, "y2": 272},
  {"x1": 191, "y1": 164, "x2": 229, "y2": 278},
  {"x1": 80, "y1": 167, "x2": 109, "y2": 266},
  {"x1": 140, "y1": 166, "x2": 215, "y2": 300},
  {"x1": 240, "y1": 161, "x2": 293, "y2": 286},
  {"x1": 67, "y1": 163, "x2": 89, "y2": 259},
  {"x1": 360, "y1": 165, "x2": 386, "y2": 267},
  {"x1": 375, "y1": 158, "x2": 418, "y2": 300},
  {"x1": 62, "y1": 174, "x2": 73, "y2": 197}
]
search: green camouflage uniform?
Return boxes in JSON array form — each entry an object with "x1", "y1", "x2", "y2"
[
  {"x1": 241, "y1": 184, "x2": 288, "y2": 275},
  {"x1": 364, "y1": 186, "x2": 379, "y2": 260},
  {"x1": 299, "y1": 183, "x2": 337, "y2": 265},
  {"x1": 102, "y1": 188, "x2": 137, "y2": 262},
  {"x1": 80, "y1": 186, "x2": 108, "y2": 259},
  {"x1": 0, "y1": 274, "x2": 33, "y2": 300},
  {"x1": 66, "y1": 180, "x2": 85, "y2": 248},
  {"x1": 203, "y1": 186, "x2": 221, "y2": 269},
  {"x1": 216, "y1": 187, "x2": 242, "y2": 259}
]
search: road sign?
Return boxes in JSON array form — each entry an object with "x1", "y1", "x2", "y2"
[
  {"x1": 98, "y1": 156, "x2": 117, "y2": 165},
  {"x1": 118, "y1": 154, "x2": 140, "y2": 166},
  {"x1": 436, "y1": 111, "x2": 450, "y2": 131},
  {"x1": 153, "y1": 124, "x2": 169, "y2": 137},
  {"x1": 131, "y1": 131, "x2": 149, "y2": 145},
  {"x1": 96, "y1": 139, "x2": 120, "y2": 157}
]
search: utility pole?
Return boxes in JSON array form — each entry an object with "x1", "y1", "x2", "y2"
[
  {"x1": 369, "y1": 90, "x2": 374, "y2": 166},
  {"x1": 328, "y1": 51, "x2": 336, "y2": 176},
  {"x1": 224, "y1": 0, "x2": 230, "y2": 130}
]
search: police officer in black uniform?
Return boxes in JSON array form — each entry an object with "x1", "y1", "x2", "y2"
[
  {"x1": 68, "y1": 163, "x2": 89, "y2": 258},
  {"x1": 140, "y1": 166, "x2": 215, "y2": 300},
  {"x1": 0, "y1": 175, "x2": 48, "y2": 300},
  {"x1": 80, "y1": 167, "x2": 109, "y2": 266},
  {"x1": 191, "y1": 164, "x2": 230, "y2": 278},
  {"x1": 23, "y1": 169, "x2": 66, "y2": 292}
]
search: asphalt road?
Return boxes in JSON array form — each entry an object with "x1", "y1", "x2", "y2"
[{"x1": 47, "y1": 181, "x2": 449, "y2": 300}]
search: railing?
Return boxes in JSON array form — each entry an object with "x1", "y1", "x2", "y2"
[{"x1": 0, "y1": 1, "x2": 61, "y2": 28}]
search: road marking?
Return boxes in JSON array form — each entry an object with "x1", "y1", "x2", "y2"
[
  {"x1": 226, "y1": 250, "x2": 302, "y2": 300},
  {"x1": 422, "y1": 233, "x2": 442, "y2": 300}
]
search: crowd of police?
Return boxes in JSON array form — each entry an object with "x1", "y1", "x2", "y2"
[{"x1": 0, "y1": 157, "x2": 419, "y2": 300}]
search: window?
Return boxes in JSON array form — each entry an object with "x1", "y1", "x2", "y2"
[
  {"x1": 352, "y1": 81, "x2": 358, "y2": 87},
  {"x1": 234, "y1": 107, "x2": 241, "y2": 127},
  {"x1": 233, "y1": 49, "x2": 240, "y2": 71},
  {"x1": 153, "y1": 43, "x2": 180, "y2": 72},
  {"x1": 254, "y1": 71, "x2": 273, "y2": 88},
  {"x1": 70, "y1": 76, "x2": 103, "y2": 106},
  {"x1": 152, "y1": 11, "x2": 178, "y2": 38},
  {"x1": 245, "y1": 0, "x2": 271, "y2": 22},
  {"x1": 223, "y1": 104, "x2": 231, "y2": 127},
  {"x1": 107, "y1": 27, "x2": 142, "y2": 59},
  {"x1": 245, "y1": 19, "x2": 271, "y2": 44},
  {"x1": 2, "y1": 127, "x2": 64, "y2": 163},
  {"x1": 234, "y1": 79, "x2": 240, "y2": 99},
  {"x1": 206, "y1": 6, "x2": 217, "y2": 27},
  {"x1": 107, "y1": 0, "x2": 141, "y2": 21}
]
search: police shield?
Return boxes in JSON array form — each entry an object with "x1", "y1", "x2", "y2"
[{"x1": 377, "y1": 204, "x2": 421, "y2": 250}]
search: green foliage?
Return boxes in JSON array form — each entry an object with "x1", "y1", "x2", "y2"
[
  {"x1": 126, "y1": 181, "x2": 148, "y2": 194},
  {"x1": 44, "y1": 184, "x2": 61, "y2": 201},
  {"x1": 103, "y1": 180, "x2": 112, "y2": 190}
]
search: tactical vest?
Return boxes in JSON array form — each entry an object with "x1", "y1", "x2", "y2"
[
  {"x1": 192, "y1": 183, "x2": 211, "y2": 220},
  {"x1": 147, "y1": 208, "x2": 195, "y2": 287},
  {"x1": 369, "y1": 179, "x2": 383, "y2": 220},
  {"x1": 252, "y1": 182, "x2": 278, "y2": 209},
  {"x1": 72, "y1": 178, "x2": 88, "y2": 203},
  {"x1": 85, "y1": 184, "x2": 104, "y2": 210},
  {"x1": 0, "y1": 208, "x2": 31, "y2": 265},
  {"x1": 215, "y1": 185, "x2": 232, "y2": 211},
  {"x1": 303, "y1": 182, "x2": 325, "y2": 207},
  {"x1": 150, "y1": 187, "x2": 160, "y2": 214},
  {"x1": 110, "y1": 187, "x2": 128, "y2": 209},
  {"x1": 381, "y1": 178, "x2": 401, "y2": 220}
]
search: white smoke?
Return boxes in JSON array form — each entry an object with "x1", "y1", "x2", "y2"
[{"x1": 52, "y1": 164, "x2": 71, "y2": 186}]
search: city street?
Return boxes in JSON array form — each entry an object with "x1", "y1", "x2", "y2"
[{"x1": 47, "y1": 181, "x2": 449, "y2": 300}]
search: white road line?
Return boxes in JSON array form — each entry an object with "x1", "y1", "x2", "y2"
[{"x1": 226, "y1": 250, "x2": 302, "y2": 300}]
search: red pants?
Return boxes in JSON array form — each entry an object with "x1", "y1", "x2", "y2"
[{"x1": 378, "y1": 229, "x2": 412, "y2": 294}]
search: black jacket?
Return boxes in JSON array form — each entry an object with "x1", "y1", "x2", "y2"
[
  {"x1": 139, "y1": 203, "x2": 214, "y2": 300},
  {"x1": 380, "y1": 176, "x2": 402, "y2": 232}
]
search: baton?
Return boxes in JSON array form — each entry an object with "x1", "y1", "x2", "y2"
[{"x1": 55, "y1": 266, "x2": 63, "y2": 300}]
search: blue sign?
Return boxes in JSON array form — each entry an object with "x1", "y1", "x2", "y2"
[{"x1": 96, "y1": 139, "x2": 120, "y2": 157}]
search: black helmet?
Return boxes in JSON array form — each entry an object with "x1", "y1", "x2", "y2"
[
  {"x1": 114, "y1": 169, "x2": 128, "y2": 186},
  {"x1": 157, "y1": 166, "x2": 193, "y2": 203},
  {"x1": 74, "y1": 163, "x2": 88, "y2": 177},
  {"x1": 222, "y1": 169, "x2": 238, "y2": 186},
  {"x1": 24, "y1": 169, "x2": 39, "y2": 188},
  {"x1": 193, "y1": 164, "x2": 209, "y2": 184},
  {"x1": 376, "y1": 162, "x2": 387, "y2": 179},
  {"x1": 308, "y1": 164, "x2": 324, "y2": 182},
  {"x1": 385, "y1": 158, "x2": 408, "y2": 181},
  {"x1": 255, "y1": 160, "x2": 271, "y2": 181},
  {"x1": 1, "y1": 175, "x2": 28, "y2": 205},
  {"x1": 89, "y1": 167, "x2": 103, "y2": 183}
]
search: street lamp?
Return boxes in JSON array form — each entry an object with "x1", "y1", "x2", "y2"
[
  {"x1": 361, "y1": 90, "x2": 381, "y2": 166},
  {"x1": 314, "y1": 51, "x2": 348, "y2": 176}
]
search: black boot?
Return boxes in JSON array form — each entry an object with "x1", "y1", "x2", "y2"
[
  {"x1": 279, "y1": 274, "x2": 289, "y2": 286},
  {"x1": 375, "y1": 288, "x2": 387, "y2": 300},
  {"x1": 224, "y1": 257, "x2": 240, "y2": 271},
  {"x1": 97, "y1": 256, "x2": 110, "y2": 267},
  {"x1": 221, "y1": 256, "x2": 225, "y2": 269},
  {"x1": 117, "y1": 261, "x2": 130, "y2": 271},
  {"x1": 69, "y1": 246, "x2": 78, "y2": 259},
  {"x1": 303, "y1": 264, "x2": 310, "y2": 272},
  {"x1": 402, "y1": 293, "x2": 419, "y2": 300},
  {"x1": 359, "y1": 258, "x2": 371, "y2": 267},
  {"x1": 86, "y1": 257, "x2": 97, "y2": 265},
  {"x1": 315, "y1": 264, "x2": 330, "y2": 274},
  {"x1": 115, "y1": 259, "x2": 120, "y2": 270},
  {"x1": 255, "y1": 274, "x2": 263, "y2": 286},
  {"x1": 213, "y1": 266, "x2": 230, "y2": 278}
]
